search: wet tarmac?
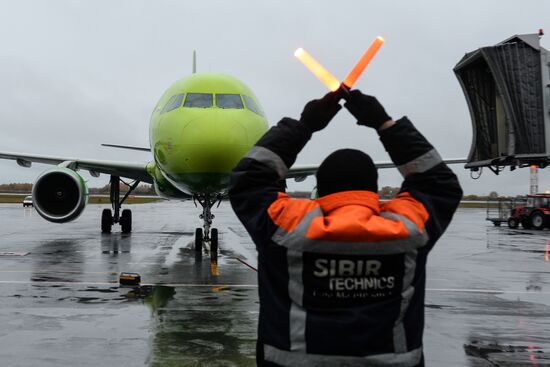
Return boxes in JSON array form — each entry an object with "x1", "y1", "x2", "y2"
[{"x1": 0, "y1": 202, "x2": 548, "y2": 366}]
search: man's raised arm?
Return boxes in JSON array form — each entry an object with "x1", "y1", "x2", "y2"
[
  {"x1": 344, "y1": 90, "x2": 463, "y2": 243},
  {"x1": 229, "y1": 91, "x2": 341, "y2": 244}
]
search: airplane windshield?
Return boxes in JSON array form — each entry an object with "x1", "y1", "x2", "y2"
[
  {"x1": 162, "y1": 93, "x2": 185, "y2": 113},
  {"x1": 216, "y1": 94, "x2": 244, "y2": 109},
  {"x1": 161, "y1": 95, "x2": 176, "y2": 113},
  {"x1": 184, "y1": 93, "x2": 213, "y2": 108},
  {"x1": 243, "y1": 95, "x2": 264, "y2": 116}
]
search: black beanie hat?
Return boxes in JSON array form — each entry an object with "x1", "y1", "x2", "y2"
[{"x1": 316, "y1": 149, "x2": 378, "y2": 197}]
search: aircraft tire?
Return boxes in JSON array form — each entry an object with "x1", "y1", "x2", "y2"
[
  {"x1": 121, "y1": 209, "x2": 132, "y2": 233},
  {"x1": 507, "y1": 217, "x2": 518, "y2": 229},
  {"x1": 195, "y1": 228, "x2": 203, "y2": 252},
  {"x1": 530, "y1": 212, "x2": 546, "y2": 230},
  {"x1": 211, "y1": 228, "x2": 218, "y2": 260},
  {"x1": 101, "y1": 209, "x2": 112, "y2": 233}
]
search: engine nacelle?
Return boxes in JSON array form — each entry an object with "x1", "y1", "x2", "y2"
[{"x1": 32, "y1": 167, "x2": 88, "y2": 223}]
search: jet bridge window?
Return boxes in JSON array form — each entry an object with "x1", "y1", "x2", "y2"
[
  {"x1": 243, "y1": 95, "x2": 264, "y2": 116},
  {"x1": 184, "y1": 93, "x2": 213, "y2": 108},
  {"x1": 216, "y1": 94, "x2": 244, "y2": 109},
  {"x1": 162, "y1": 93, "x2": 185, "y2": 113}
]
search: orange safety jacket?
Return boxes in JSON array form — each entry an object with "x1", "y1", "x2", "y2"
[{"x1": 229, "y1": 116, "x2": 462, "y2": 367}]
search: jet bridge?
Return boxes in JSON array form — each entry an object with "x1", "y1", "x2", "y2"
[{"x1": 454, "y1": 32, "x2": 550, "y2": 174}]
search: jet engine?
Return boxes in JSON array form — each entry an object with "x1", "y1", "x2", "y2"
[{"x1": 32, "y1": 167, "x2": 88, "y2": 223}]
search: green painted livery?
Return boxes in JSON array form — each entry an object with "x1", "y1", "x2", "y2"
[{"x1": 149, "y1": 73, "x2": 268, "y2": 196}]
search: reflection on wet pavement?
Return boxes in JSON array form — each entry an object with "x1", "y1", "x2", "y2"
[
  {"x1": 138, "y1": 285, "x2": 257, "y2": 366},
  {"x1": 427, "y1": 208, "x2": 550, "y2": 366},
  {"x1": 0, "y1": 204, "x2": 548, "y2": 366}
]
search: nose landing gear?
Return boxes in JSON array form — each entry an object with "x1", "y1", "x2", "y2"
[{"x1": 194, "y1": 193, "x2": 222, "y2": 260}]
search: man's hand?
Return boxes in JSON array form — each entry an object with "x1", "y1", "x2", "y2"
[
  {"x1": 344, "y1": 90, "x2": 392, "y2": 130},
  {"x1": 300, "y1": 91, "x2": 342, "y2": 133}
]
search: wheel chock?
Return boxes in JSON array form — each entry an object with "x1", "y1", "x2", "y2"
[{"x1": 119, "y1": 272, "x2": 141, "y2": 286}]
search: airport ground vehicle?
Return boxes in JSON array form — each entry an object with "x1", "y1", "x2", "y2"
[
  {"x1": 487, "y1": 194, "x2": 550, "y2": 230},
  {"x1": 507, "y1": 194, "x2": 550, "y2": 230},
  {"x1": 486, "y1": 199, "x2": 515, "y2": 227},
  {"x1": 22, "y1": 196, "x2": 33, "y2": 207}
]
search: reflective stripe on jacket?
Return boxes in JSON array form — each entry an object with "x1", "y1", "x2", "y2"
[{"x1": 229, "y1": 116, "x2": 462, "y2": 367}]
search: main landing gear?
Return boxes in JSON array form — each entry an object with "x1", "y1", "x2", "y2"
[
  {"x1": 101, "y1": 175, "x2": 140, "y2": 234},
  {"x1": 194, "y1": 193, "x2": 222, "y2": 259}
]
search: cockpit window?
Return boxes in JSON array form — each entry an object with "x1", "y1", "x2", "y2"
[
  {"x1": 184, "y1": 93, "x2": 213, "y2": 108},
  {"x1": 162, "y1": 93, "x2": 185, "y2": 113},
  {"x1": 161, "y1": 96, "x2": 176, "y2": 113},
  {"x1": 243, "y1": 95, "x2": 264, "y2": 116},
  {"x1": 216, "y1": 94, "x2": 244, "y2": 109}
]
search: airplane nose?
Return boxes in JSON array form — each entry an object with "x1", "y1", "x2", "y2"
[{"x1": 179, "y1": 110, "x2": 252, "y2": 173}]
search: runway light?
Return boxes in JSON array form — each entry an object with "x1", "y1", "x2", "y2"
[
  {"x1": 294, "y1": 48, "x2": 341, "y2": 91},
  {"x1": 545, "y1": 241, "x2": 549, "y2": 262},
  {"x1": 343, "y1": 36, "x2": 385, "y2": 88}
]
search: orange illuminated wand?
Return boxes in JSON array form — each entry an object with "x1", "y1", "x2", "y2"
[
  {"x1": 294, "y1": 48, "x2": 341, "y2": 92},
  {"x1": 343, "y1": 36, "x2": 385, "y2": 89},
  {"x1": 294, "y1": 36, "x2": 385, "y2": 97}
]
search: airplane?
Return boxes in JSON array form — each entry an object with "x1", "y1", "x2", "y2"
[
  {"x1": 0, "y1": 63, "x2": 467, "y2": 258},
  {"x1": 0, "y1": 70, "x2": 271, "y2": 255}
]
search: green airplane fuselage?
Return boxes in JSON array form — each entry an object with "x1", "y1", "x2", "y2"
[{"x1": 148, "y1": 73, "x2": 268, "y2": 197}]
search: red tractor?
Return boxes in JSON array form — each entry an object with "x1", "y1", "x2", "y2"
[{"x1": 507, "y1": 194, "x2": 550, "y2": 230}]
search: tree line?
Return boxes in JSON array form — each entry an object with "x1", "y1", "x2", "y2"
[
  {"x1": 0, "y1": 183, "x2": 526, "y2": 200},
  {"x1": 289, "y1": 187, "x2": 525, "y2": 200},
  {"x1": 0, "y1": 182, "x2": 155, "y2": 195}
]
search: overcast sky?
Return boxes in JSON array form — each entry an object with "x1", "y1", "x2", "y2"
[{"x1": 0, "y1": 0, "x2": 549, "y2": 196}]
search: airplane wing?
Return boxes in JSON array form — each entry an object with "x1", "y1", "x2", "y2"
[
  {"x1": 0, "y1": 151, "x2": 153, "y2": 183},
  {"x1": 101, "y1": 143, "x2": 151, "y2": 152},
  {"x1": 287, "y1": 158, "x2": 468, "y2": 180}
]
